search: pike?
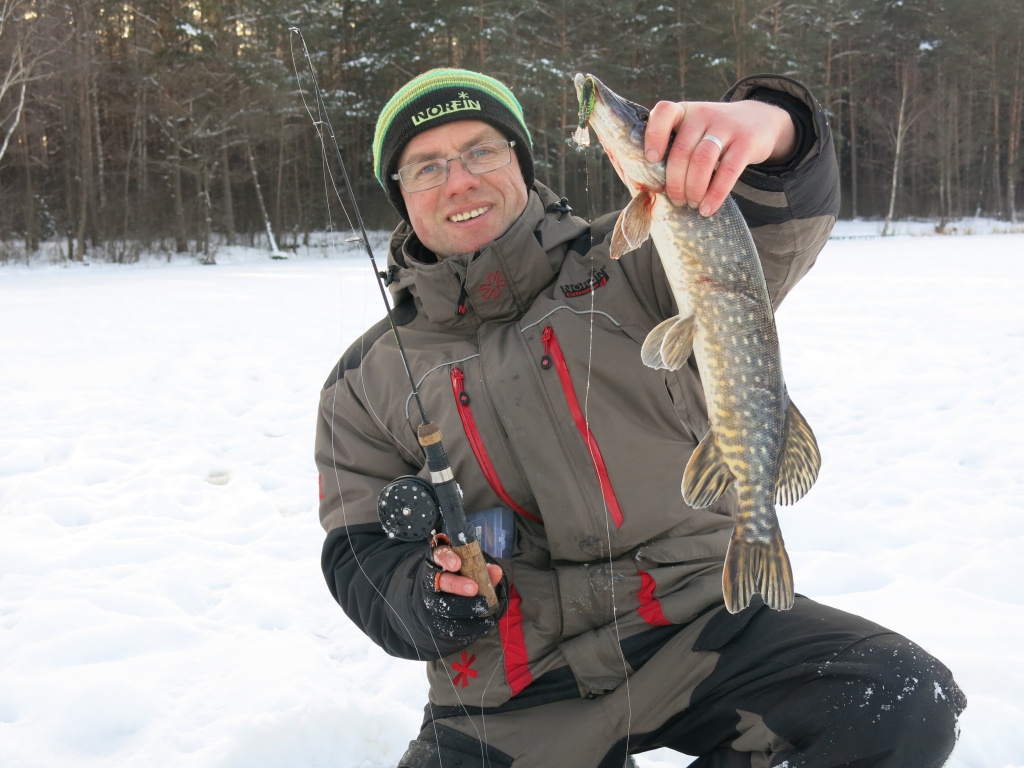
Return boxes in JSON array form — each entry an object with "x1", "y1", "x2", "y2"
[{"x1": 573, "y1": 73, "x2": 820, "y2": 613}]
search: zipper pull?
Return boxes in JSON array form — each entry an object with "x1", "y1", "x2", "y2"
[
  {"x1": 540, "y1": 326, "x2": 553, "y2": 370},
  {"x1": 452, "y1": 366, "x2": 470, "y2": 406},
  {"x1": 455, "y1": 280, "x2": 469, "y2": 316}
]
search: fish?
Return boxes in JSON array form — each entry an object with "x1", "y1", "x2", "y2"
[{"x1": 573, "y1": 73, "x2": 820, "y2": 613}]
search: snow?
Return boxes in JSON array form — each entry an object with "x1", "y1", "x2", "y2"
[{"x1": 1, "y1": 220, "x2": 1022, "y2": 767}]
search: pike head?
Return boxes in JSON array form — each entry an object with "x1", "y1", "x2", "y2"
[{"x1": 573, "y1": 73, "x2": 664, "y2": 198}]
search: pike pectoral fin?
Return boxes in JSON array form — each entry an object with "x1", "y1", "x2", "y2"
[
  {"x1": 722, "y1": 528, "x2": 795, "y2": 614},
  {"x1": 682, "y1": 430, "x2": 734, "y2": 508},
  {"x1": 610, "y1": 191, "x2": 655, "y2": 259},
  {"x1": 642, "y1": 315, "x2": 695, "y2": 370},
  {"x1": 775, "y1": 400, "x2": 821, "y2": 506}
]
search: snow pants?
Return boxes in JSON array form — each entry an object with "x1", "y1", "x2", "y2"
[{"x1": 397, "y1": 596, "x2": 966, "y2": 768}]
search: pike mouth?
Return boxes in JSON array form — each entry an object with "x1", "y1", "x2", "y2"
[{"x1": 449, "y1": 206, "x2": 490, "y2": 223}]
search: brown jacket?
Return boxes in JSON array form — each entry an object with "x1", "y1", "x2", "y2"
[{"x1": 317, "y1": 74, "x2": 839, "y2": 712}]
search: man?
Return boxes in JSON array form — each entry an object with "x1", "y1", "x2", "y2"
[{"x1": 316, "y1": 68, "x2": 965, "y2": 767}]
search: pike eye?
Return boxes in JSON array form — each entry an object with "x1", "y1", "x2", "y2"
[{"x1": 640, "y1": 112, "x2": 650, "y2": 123}]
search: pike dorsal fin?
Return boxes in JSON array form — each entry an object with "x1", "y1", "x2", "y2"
[
  {"x1": 610, "y1": 190, "x2": 655, "y2": 259},
  {"x1": 642, "y1": 314, "x2": 695, "y2": 370},
  {"x1": 775, "y1": 400, "x2": 821, "y2": 506}
]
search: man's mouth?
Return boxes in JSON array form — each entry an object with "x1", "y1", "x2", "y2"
[{"x1": 448, "y1": 206, "x2": 491, "y2": 223}]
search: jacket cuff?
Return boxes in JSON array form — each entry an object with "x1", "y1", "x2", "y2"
[
  {"x1": 723, "y1": 74, "x2": 840, "y2": 222},
  {"x1": 725, "y1": 74, "x2": 821, "y2": 173}
]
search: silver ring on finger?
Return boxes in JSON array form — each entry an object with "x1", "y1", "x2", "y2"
[{"x1": 701, "y1": 134, "x2": 724, "y2": 152}]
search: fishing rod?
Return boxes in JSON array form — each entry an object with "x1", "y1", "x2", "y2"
[{"x1": 288, "y1": 28, "x2": 498, "y2": 613}]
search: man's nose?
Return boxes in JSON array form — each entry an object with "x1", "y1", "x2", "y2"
[{"x1": 444, "y1": 158, "x2": 479, "y2": 191}]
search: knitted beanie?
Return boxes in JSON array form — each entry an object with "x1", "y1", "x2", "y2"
[{"x1": 373, "y1": 68, "x2": 534, "y2": 221}]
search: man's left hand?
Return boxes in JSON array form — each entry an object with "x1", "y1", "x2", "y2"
[{"x1": 643, "y1": 99, "x2": 796, "y2": 217}]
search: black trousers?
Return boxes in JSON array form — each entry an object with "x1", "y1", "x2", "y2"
[{"x1": 399, "y1": 597, "x2": 966, "y2": 767}]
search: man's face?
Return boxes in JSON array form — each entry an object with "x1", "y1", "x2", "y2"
[{"x1": 398, "y1": 120, "x2": 529, "y2": 260}]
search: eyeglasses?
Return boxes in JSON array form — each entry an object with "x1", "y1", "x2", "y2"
[{"x1": 393, "y1": 140, "x2": 516, "y2": 193}]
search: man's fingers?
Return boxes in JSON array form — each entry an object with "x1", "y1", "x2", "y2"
[
  {"x1": 655, "y1": 100, "x2": 791, "y2": 214},
  {"x1": 644, "y1": 101, "x2": 684, "y2": 164},
  {"x1": 698, "y1": 154, "x2": 744, "y2": 216},
  {"x1": 486, "y1": 563, "x2": 503, "y2": 586},
  {"x1": 432, "y1": 546, "x2": 461, "y2": 572},
  {"x1": 432, "y1": 549, "x2": 504, "y2": 595},
  {"x1": 436, "y1": 570, "x2": 480, "y2": 596},
  {"x1": 675, "y1": 135, "x2": 723, "y2": 209}
]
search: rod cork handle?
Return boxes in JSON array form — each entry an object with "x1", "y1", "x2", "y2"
[
  {"x1": 418, "y1": 422, "x2": 499, "y2": 615},
  {"x1": 452, "y1": 539, "x2": 499, "y2": 613}
]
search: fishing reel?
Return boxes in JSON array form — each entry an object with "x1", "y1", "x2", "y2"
[{"x1": 377, "y1": 475, "x2": 442, "y2": 542}]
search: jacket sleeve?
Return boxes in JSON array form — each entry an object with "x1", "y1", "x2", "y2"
[
  {"x1": 321, "y1": 524, "x2": 432, "y2": 659},
  {"x1": 725, "y1": 74, "x2": 841, "y2": 309},
  {"x1": 315, "y1": 327, "x2": 442, "y2": 660}
]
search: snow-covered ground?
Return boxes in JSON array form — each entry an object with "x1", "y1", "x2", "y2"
[{"x1": 1, "y1": 220, "x2": 1021, "y2": 767}]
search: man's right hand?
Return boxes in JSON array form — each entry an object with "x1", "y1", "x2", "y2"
[{"x1": 413, "y1": 545, "x2": 506, "y2": 650}]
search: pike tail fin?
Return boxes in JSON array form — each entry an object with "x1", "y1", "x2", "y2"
[{"x1": 722, "y1": 527, "x2": 794, "y2": 614}]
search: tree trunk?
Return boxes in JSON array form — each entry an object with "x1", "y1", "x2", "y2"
[
  {"x1": 169, "y1": 134, "x2": 189, "y2": 253},
  {"x1": 73, "y1": 1, "x2": 95, "y2": 260},
  {"x1": 848, "y1": 56, "x2": 859, "y2": 219},
  {"x1": 22, "y1": 108, "x2": 37, "y2": 253},
  {"x1": 990, "y1": 36, "x2": 1004, "y2": 218},
  {"x1": 676, "y1": 1, "x2": 688, "y2": 97},
  {"x1": 246, "y1": 141, "x2": 281, "y2": 256},
  {"x1": 91, "y1": 70, "x2": 105, "y2": 219},
  {"x1": 221, "y1": 144, "x2": 236, "y2": 244},
  {"x1": 1006, "y1": 29, "x2": 1023, "y2": 223},
  {"x1": 732, "y1": 0, "x2": 747, "y2": 81},
  {"x1": 937, "y1": 68, "x2": 952, "y2": 227},
  {"x1": 882, "y1": 63, "x2": 911, "y2": 236},
  {"x1": 275, "y1": 122, "x2": 285, "y2": 240},
  {"x1": 199, "y1": 162, "x2": 213, "y2": 263}
]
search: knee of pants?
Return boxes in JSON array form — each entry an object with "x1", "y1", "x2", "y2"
[
  {"x1": 775, "y1": 632, "x2": 967, "y2": 766},
  {"x1": 837, "y1": 633, "x2": 966, "y2": 726}
]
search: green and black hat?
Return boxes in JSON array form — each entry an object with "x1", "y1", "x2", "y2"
[{"x1": 373, "y1": 68, "x2": 534, "y2": 221}]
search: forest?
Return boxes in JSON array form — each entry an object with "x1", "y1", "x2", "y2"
[{"x1": 1, "y1": 0, "x2": 1023, "y2": 263}]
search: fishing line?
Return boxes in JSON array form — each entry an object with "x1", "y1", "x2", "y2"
[
  {"x1": 292, "y1": 36, "x2": 636, "y2": 762},
  {"x1": 288, "y1": 28, "x2": 507, "y2": 763},
  {"x1": 287, "y1": 27, "x2": 422, "y2": 653},
  {"x1": 574, "y1": 104, "x2": 635, "y2": 762}
]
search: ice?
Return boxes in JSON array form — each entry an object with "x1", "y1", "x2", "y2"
[{"x1": 2, "y1": 223, "x2": 1022, "y2": 767}]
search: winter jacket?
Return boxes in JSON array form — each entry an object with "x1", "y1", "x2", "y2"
[{"x1": 316, "y1": 74, "x2": 840, "y2": 714}]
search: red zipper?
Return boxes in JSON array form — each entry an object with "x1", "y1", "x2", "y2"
[
  {"x1": 540, "y1": 326, "x2": 625, "y2": 528},
  {"x1": 451, "y1": 366, "x2": 540, "y2": 522}
]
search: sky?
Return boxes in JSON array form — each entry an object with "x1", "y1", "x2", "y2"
[{"x1": 1, "y1": 219, "x2": 1022, "y2": 768}]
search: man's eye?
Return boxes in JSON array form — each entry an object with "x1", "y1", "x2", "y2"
[
  {"x1": 469, "y1": 146, "x2": 497, "y2": 160},
  {"x1": 416, "y1": 162, "x2": 442, "y2": 177}
]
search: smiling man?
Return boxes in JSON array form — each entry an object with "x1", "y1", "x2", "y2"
[
  {"x1": 394, "y1": 121, "x2": 528, "y2": 259},
  {"x1": 317, "y1": 68, "x2": 965, "y2": 768}
]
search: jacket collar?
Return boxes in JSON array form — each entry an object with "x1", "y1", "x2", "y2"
[{"x1": 387, "y1": 182, "x2": 589, "y2": 328}]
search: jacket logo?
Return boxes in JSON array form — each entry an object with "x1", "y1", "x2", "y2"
[
  {"x1": 452, "y1": 651, "x2": 478, "y2": 688},
  {"x1": 411, "y1": 92, "x2": 482, "y2": 126},
  {"x1": 561, "y1": 267, "x2": 610, "y2": 298},
  {"x1": 478, "y1": 270, "x2": 506, "y2": 300}
]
